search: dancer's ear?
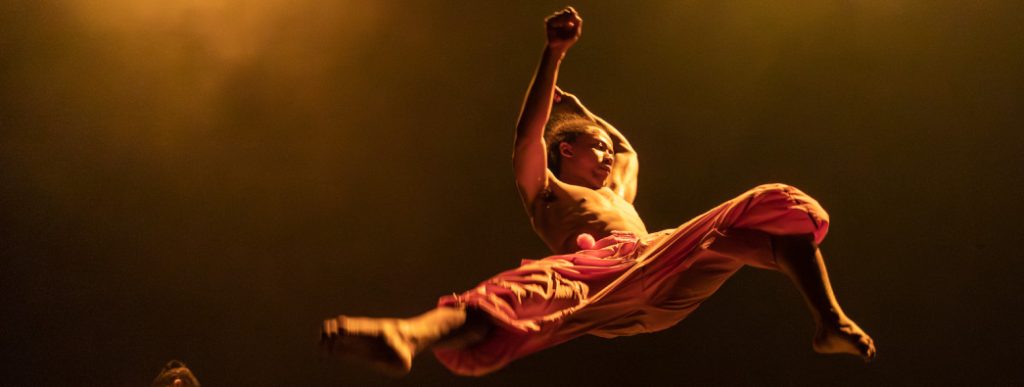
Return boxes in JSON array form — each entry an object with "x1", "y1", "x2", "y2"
[{"x1": 559, "y1": 141, "x2": 575, "y2": 158}]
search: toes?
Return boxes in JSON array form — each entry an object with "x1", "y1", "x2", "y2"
[
  {"x1": 859, "y1": 337, "x2": 876, "y2": 362},
  {"x1": 321, "y1": 318, "x2": 338, "y2": 340}
]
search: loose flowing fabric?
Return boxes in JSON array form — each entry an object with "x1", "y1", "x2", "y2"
[{"x1": 433, "y1": 184, "x2": 830, "y2": 376}]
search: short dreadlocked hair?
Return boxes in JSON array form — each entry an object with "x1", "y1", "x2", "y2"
[
  {"x1": 545, "y1": 115, "x2": 604, "y2": 176},
  {"x1": 151, "y1": 360, "x2": 200, "y2": 387}
]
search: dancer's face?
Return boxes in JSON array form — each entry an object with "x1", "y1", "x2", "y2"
[{"x1": 558, "y1": 126, "x2": 615, "y2": 189}]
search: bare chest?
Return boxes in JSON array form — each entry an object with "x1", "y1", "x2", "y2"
[{"x1": 530, "y1": 185, "x2": 647, "y2": 253}]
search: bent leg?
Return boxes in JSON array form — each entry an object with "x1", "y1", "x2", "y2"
[
  {"x1": 660, "y1": 184, "x2": 875, "y2": 360},
  {"x1": 772, "y1": 234, "x2": 876, "y2": 361},
  {"x1": 701, "y1": 229, "x2": 876, "y2": 361}
]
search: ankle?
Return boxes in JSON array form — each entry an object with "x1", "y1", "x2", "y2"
[
  {"x1": 402, "y1": 307, "x2": 471, "y2": 352},
  {"x1": 816, "y1": 308, "x2": 846, "y2": 327},
  {"x1": 432, "y1": 307, "x2": 492, "y2": 350}
]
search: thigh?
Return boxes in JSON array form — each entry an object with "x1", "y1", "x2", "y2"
[
  {"x1": 701, "y1": 228, "x2": 778, "y2": 270},
  {"x1": 572, "y1": 245, "x2": 745, "y2": 337},
  {"x1": 630, "y1": 230, "x2": 772, "y2": 333},
  {"x1": 646, "y1": 249, "x2": 743, "y2": 319}
]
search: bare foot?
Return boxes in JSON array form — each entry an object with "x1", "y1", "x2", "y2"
[
  {"x1": 812, "y1": 316, "x2": 877, "y2": 362},
  {"x1": 320, "y1": 315, "x2": 415, "y2": 377}
]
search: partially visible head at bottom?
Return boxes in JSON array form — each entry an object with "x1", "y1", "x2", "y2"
[
  {"x1": 546, "y1": 116, "x2": 615, "y2": 189},
  {"x1": 151, "y1": 360, "x2": 200, "y2": 387}
]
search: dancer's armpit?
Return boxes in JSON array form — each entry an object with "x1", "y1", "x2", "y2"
[{"x1": 513, "y1": 138, "x2": 550, "y2": 206}]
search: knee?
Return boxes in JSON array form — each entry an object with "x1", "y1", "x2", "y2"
[
  {"x1": 747, "y1": 183, "x2": 811, "y2": 207},
  {"x1": 742, "y1": 183, "x2": 830, "y2": 244},
  {"x1": 752, "y1": 183, "x2": 827, "y2": 213},
  {"x1": 752, "y1": 182, "x2": 801, "y2": 196}
]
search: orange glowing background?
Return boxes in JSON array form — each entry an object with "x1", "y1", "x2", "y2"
[{"x1": 2, "y1": 1, "x2": 1022, "y2": 385}]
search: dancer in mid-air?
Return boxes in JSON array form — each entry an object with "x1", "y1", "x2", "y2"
[{"x1": 320, "y1": 7, "x2": 875, "y2": 377}]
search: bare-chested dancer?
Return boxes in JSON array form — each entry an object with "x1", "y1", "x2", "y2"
[{"x1": 320, "y1": 7, "x2": 875, "y2": 377}]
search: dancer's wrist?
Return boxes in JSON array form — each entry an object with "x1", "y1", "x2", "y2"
[{"x1": 544, "y1": 45, "x2": 568, "y2": 61}]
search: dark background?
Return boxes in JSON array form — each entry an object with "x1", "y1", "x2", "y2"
[{"x1": 2, "y1": 1, "x2": 1022, "y2": 386}]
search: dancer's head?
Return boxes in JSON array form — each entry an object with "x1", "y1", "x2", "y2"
[
  {"x1": 151, "y1": 360, "x2": 200, "y2": 387},
  {"x1": 546, "y1": 116, "x2": 614, "y2": 189}
]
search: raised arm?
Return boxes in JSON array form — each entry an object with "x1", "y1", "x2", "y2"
[
  {"x1": 553, "y1": 88, "x2": 639, "y2": 203},
  {"x1": 513, "y1": 7, "x2": 582, "y2": 207}
]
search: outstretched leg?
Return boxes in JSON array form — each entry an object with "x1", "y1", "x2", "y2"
[
  {"x1": 771, "y1": 234, "x2": 876, "y2": 361},
  {"x1": 320, "y1": 306, "x2": 491, "y2": 376}
]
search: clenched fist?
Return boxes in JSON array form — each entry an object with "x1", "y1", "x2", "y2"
[{"x1": 545, "y1": 7, "x2": 582, "y2": 53}]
